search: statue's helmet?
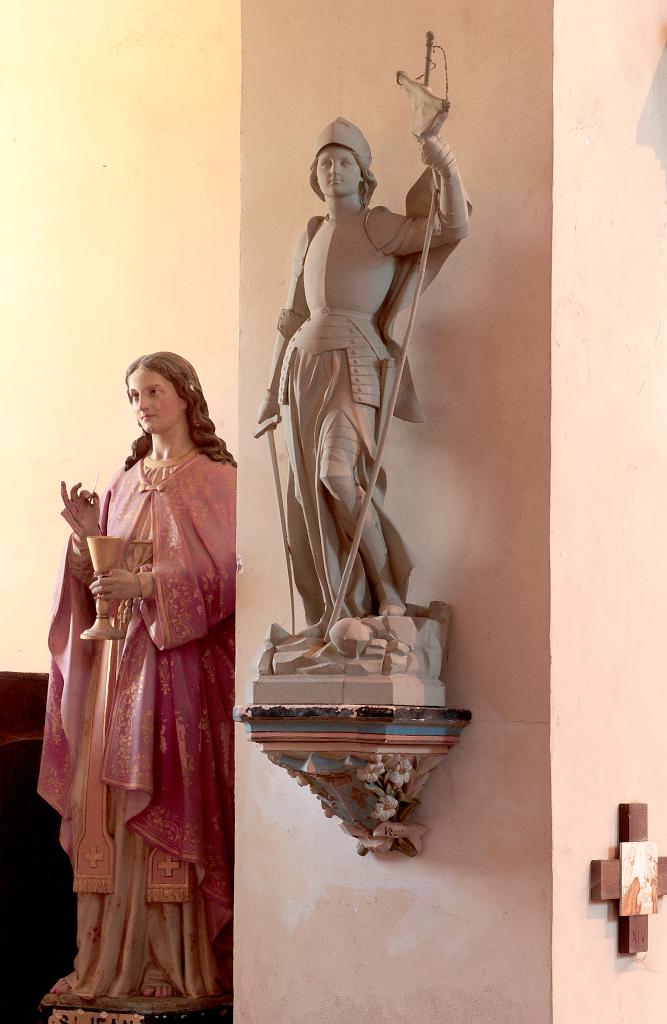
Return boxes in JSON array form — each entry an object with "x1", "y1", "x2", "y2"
[
  {"x1": 313, "y1": 117, "x2": 372, "y2": 166},
  {"x1": 310, "y1": 117, "x2": 377, "y2": 206}
]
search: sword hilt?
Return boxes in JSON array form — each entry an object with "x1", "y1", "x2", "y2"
[{"x1": 254, "y1": 415, "x2": 280, "y2": 439}]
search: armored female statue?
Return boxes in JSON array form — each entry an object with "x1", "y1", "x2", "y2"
[{"x1": 257, "y1": 86, "x2": 470, "y2": 635}]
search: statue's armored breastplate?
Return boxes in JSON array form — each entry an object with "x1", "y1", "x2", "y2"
[{"x1": 303, "y1": 212, "x2": 397, "y2": 316}]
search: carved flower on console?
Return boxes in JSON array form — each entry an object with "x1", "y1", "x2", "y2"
[
  {"x1": 356, "y1": 755, "x2": 385, "y2": 784},
  {"x1": 385, "y1": 756, "x2": 413, "y2": 788},
  {"x1": 371, "y1": 793, "x2": 399, "y2": 821}
]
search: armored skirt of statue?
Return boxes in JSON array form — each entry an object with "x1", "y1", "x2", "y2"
[{"x1": 39, "y1": 451, "x2": 236, "y2": 998}]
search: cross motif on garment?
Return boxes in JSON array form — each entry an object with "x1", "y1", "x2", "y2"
[
  {"x1": 157, "y1": 855, "x2": 181, "y2": 878},
  {"x1": 591, "y1": 803, "x2": 667, "y2": 953},
  {"x1": 82, "y1": 845, "x2": 104, "y2": 869}
]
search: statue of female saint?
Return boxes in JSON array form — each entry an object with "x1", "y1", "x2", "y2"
[
  {"x1": 257, "y1": 92, "x2": 470, "y2": 635},
  {"x1": 39, "y1": 352, "x2": 237, "y2": 1002}
]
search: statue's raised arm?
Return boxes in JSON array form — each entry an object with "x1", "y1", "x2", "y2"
[{"x1": 366, "y1": 72, "x2": 470, "y2": 257}]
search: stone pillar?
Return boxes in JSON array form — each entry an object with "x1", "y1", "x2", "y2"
[
  {"x1": 235, "y1": 1, "x2": 553, "y2": 1020},
  {"x1": 551, "y1": 2, "x2": 667, "y2": 1021}
]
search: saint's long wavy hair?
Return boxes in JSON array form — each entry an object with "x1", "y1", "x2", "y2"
[{"x1": 124, "y1": 351, "x2": 237, "y2": 471}]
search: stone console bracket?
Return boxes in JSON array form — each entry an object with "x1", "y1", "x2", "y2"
[{"x1": 233, "y1": 703, "x2": 471, "y2": 856}]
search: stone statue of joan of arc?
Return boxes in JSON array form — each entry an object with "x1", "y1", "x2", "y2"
[{"x1": 257, "y1": 84, "x2": 470, "y2": 637}]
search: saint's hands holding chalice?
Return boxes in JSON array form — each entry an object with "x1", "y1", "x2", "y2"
[{"x1": 60, "y1": 481, "x2": 140, "y2": 640}]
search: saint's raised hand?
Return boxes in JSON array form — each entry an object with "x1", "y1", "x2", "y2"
[{"x1": 60, "y1": 480, "x2": 100, "y2": 537}]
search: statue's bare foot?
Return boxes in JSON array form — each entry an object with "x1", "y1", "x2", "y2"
[
  {"x1": 50, "y1": 978, "x2": 72, "y2": 995},
  {"x1": 142, "y1": 984, "x2": 174, "y2": 998}
]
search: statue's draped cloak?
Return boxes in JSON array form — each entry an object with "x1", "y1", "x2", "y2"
[{"x1": 39, "y1": 454, "x2": 236, "y2": 941}]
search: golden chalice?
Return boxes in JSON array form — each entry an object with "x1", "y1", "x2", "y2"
[{"x1": 80, "y1": 535, "x2": 127, "y2": 641}]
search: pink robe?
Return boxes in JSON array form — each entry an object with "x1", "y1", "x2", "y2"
[{"x1": 39, "y1": 452, "x2": 236, "y2": 997}]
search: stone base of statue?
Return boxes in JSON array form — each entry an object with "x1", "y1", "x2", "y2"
[
  {"x1": 239, "y1": 602, "x2": 471, "y2": 857},
  {"x1": 39, "y1": 992, "x2": 232, "y2": 1023},
  {"x1": 249, "y1": 600, "x2": 451, "y2": 707}
]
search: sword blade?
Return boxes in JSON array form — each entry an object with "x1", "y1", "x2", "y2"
[{"x1": 267, "y1": 429, "x2": 296, "y2": 636}]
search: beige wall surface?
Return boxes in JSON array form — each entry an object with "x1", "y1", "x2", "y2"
[
  {"x1": 551, "y1": 3, "x2": 667, "y2": 1022},
  {"x1": 236, "y1": 1, "x2": 553, "y2": 1021},
  {"x1": 0, "y1": 1, "x2": 240, "y2": 672}
]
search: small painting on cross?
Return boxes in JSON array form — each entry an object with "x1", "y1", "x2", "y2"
[
  {"x1": 620, "y1": 841, "x2": 658, "y2": 916},
  {"x1": 591, "y1": 803, "x2": 667, "y2": 954}
]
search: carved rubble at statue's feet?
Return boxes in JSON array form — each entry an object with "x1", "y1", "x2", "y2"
[{"x1": 251, "y1": 601, "x2": 451, "y2": 707}]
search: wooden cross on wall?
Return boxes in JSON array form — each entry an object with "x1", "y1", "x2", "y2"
[{"x1": 591, "y1": 803, "x2": 667, "y2": 953}]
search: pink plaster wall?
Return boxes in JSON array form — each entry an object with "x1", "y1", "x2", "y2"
[
  {"x1": 236, "y1": 1, "x2": 554, "y2": 1020},
  {"x1": 551, "y1": 4, "x2": 667, "y2": 1021}
]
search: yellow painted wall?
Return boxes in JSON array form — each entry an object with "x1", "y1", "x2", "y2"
[
  {"x1": 551, "y1": 5, "x2": 667, "y2": 1021},
  {"x1": 0, "y1": 1, "x2": 240, "y2": 671}
]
